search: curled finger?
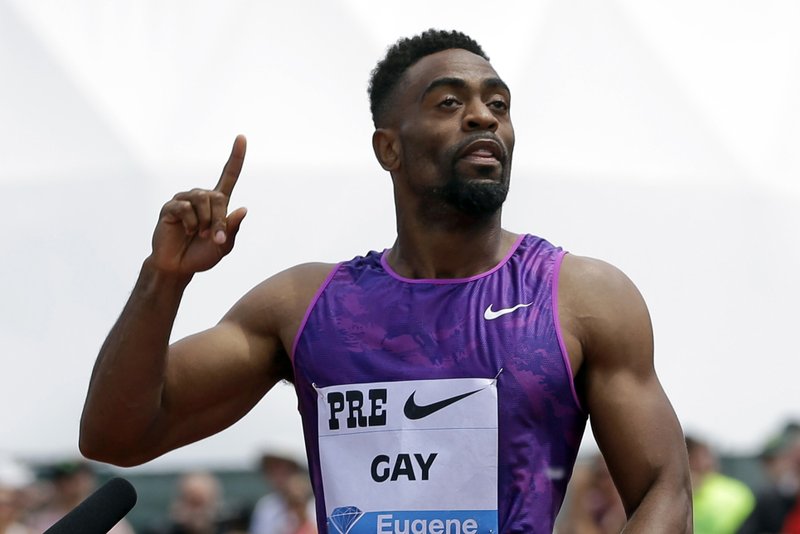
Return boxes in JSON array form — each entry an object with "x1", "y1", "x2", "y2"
[
  {"x1": 174, "y1": 189, "x2": 213, "y2": 238},
  {"x1": 162, "y1": 199, "x2": 199, "y2": 235}
]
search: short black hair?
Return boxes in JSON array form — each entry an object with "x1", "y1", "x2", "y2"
[{"x1": 368, "y1": 29, "x2": 489, "y2": 127}]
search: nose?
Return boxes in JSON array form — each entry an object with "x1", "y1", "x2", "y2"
[{"x1": 462, "y1": 98, "x2": 498, "y2": 132}]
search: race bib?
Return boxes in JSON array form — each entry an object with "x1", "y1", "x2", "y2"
[{"x1": 316, "y1": 377, "x2": 499, "y2": 534}]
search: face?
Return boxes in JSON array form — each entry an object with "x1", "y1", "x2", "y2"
[
  {"x1": 0, "y1": 487, "x2": 22, "y2": 526},
  {"x1": 172, "y1": 474, "x2": 220, "y2": 528},
  {"x1": 380, "y1": 49, "x2": 515, "y2": 218}
]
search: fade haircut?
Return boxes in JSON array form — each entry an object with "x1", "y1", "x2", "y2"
[{"x1": 368, "y1": 29, "x2": 489, "y2": 127}]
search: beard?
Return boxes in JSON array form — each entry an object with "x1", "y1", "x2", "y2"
[
  {"x1": 432, "y1": 136, "x2": 511, "y2": 218},
  {"x1": 438, "y1": 168, "x2": 509, "y2": 218}
]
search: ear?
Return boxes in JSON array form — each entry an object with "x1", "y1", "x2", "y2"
[{"x1": 372, "y1": 129, "x2": 401, "y2": 171}]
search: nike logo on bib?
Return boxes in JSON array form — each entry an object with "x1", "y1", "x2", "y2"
[
  {"x1": 404, "y1": 389, "x2": 483, "y2": 420},
  {"x1": 483, "y1": 302, "x2": 533, "y2": 320}
]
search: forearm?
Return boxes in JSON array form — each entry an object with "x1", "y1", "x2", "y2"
[
  {"x1": 79, "y1": 258, "x2": 191, "y2": 465},
  {"x1": 621, "y1": 474, "x2": 693, "y2": 533}
]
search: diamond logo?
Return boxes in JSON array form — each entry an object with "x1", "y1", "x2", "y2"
[{"x1": 329, "y1": 506, "x2": 364, "y2": 534}]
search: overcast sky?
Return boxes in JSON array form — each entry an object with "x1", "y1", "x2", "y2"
[{"x1": 1, "y1": 0, "x2": 798, "y2": 472}]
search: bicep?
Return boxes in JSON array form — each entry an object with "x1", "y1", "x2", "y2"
[
  {"x1": 578, "y1": 261, "x2": 688, "y2": 515},
  {"x1": 151, "y1": 317, "x2": 286, "y2": 456},
  {"x1": 166, "y1": 319, "x2": 284, "y2": 411},
  {"x1": 140, "y1": 262, "x2": 333, "y2": 461}
]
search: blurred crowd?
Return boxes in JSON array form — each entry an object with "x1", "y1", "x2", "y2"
[
  {"x1": 1, "y1": 421, "x2": 798, "y2": 534},
  {"x1": 0, "y1": 449, "x2": 315, "y2": 534},
  {"x1": 0, "y1": 458, "x2": 134, "y2": 534},
  {"x1": 556, "y1": 421, "x2": 800, "y2": 534}
]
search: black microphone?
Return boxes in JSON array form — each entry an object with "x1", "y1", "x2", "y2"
[{"x1": 44, "y1": 477, "x2": 137, "y2": 534}]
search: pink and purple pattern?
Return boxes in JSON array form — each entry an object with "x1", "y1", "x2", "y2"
[{"x1": 292, "y1": 234, "x2": 587, "y2": 533}]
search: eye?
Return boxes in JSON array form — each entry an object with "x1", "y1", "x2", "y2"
[
  {"x1": 488, "y1": 99, "x2": 509, "y2": 112},
  {"x1": 439, "y1": 96, "x2": 461, "y2": 108}
]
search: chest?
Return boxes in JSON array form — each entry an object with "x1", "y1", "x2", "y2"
[{"x1": 299, "y1": 277, "x2": 558, "y2": 385}]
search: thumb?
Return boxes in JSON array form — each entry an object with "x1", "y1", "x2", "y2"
[{"x1": 225, "y1": 207, "x2": 248, "y2": 244}]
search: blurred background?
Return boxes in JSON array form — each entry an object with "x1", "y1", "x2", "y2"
[{"x1": 1, "y1": 0, "x2": 798, "y2": 532}]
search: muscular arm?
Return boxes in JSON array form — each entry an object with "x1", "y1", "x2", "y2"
[
  {"x1": 79, "y1": 262, "x2": 328, "y2": 467},
  {"x1": 79, "y1": 262, "x2": 281, "y2": 466},
  {"x1": 79, "y1": 136, "x2": 333, "y2": 466},
  {"x1": 560, "y1": 254, "x2": 692, "y2": 532}
]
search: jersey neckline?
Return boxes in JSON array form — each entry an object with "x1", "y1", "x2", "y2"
[{"x1": 379, "y1": 233, "x2": 526, "y2": 285}]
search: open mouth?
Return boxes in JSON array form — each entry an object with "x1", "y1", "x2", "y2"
[{"x1": 457, "y1": 139, "x2": 503, "y2": 165}]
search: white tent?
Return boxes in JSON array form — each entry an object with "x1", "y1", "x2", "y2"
[{"x1": 2, "y1": 0, "x2": 798, "y2": 470}]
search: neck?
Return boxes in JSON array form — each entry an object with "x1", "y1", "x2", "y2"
[{"x1": 386, "y1": 210, "x2": 517, "y2": 279}]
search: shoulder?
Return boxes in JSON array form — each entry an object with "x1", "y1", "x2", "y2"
[
  {"x1": 270, "y1": 262, "x2": 340, "y2": 297},
  {"x1": 223, "y1": 262, "x2": 338, "y2": 337},
  {"x1": 559, "y1": 254, "x2": 652, "y2": 368},
  {"x1": 560, "y1": 253, "x2": 642, "y2": 303}
]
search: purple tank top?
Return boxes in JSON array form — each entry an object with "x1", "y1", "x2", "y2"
[{"x1": 292, "y1": 234, "x2": 586, "y2": 533}]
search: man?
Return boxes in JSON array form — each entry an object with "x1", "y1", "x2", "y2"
[
  {"x1": 738, "y1": 426, "x2": 800, "y2": 534},
  {"x1": 144, "y1": 471, "x2": 229, "y2": 534},
  {"x1": 556, "y1": 454, "x2": 626, "y2": 533},
  {"x1": 80, "y1": 29, "x2": 691, "y2": 532},
  {"x1": 0, "y1": 455, "x2": 34, "y2": 534},
  {"x1": 26, "y1": 461, "x2": 134, "y2": 534},
  {"x1": 684, "y1": 437, "x2": 753, "y2": 534},
  {"x1": 249, "y1": 451, "x2": 315, "y2": 534}
]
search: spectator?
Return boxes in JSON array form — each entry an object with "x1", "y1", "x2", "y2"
[
  {"x1": 280, "y1": 474, "x2": 314, "y2": 534},
  {"x1": 738, "y1": 423, "x2": 800, "y2": 533},
  {"x1": 25, "y1": 460, "x2": 134, "y2": 533},
  {"x1": 249, "y1": 451, "x2": 315, "y2": 534},
  {"x1": 687, "y1": 436, "x2": 754, "y2": 534},
  {"x1": 556, "y1": 454, "x2": 626, "y2": 534},
  {"x1": 0, "y1": 456, "x2": 34, "y2": 534},
  {"x1": 780, "y1": 425, "x2": 800, "y2": 533},
  {"x1": 144, "y1": 471, "x2": 226, "y2": 534}
]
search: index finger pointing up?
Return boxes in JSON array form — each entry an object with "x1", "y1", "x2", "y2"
[{"x1": 215, "y1": 134, "x2": 247, "y2": 196}]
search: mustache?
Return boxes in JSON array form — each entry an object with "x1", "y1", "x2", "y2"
[{"x1": 449, "y1": 132, "x2": 509, "y2": 163}]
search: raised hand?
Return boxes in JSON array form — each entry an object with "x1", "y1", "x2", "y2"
[{"x1": 149, "y1": 135, "x2": 248, "y2": 276}]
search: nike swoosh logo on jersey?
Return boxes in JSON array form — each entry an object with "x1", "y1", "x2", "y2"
[
  {"x1": 403, "y1": 388, "x2": 483, "y2": 420},
  {"x1": 483, "y1": 302, "x2": 533, "y2": 320}
]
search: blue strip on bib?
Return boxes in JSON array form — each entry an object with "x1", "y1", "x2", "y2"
[{"x1": 328, "y1": 509, "x2": 498, "y2": 534}]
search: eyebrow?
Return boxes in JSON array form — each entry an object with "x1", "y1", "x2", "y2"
[{"x1": 420, "y1": 76, "x2": 511, "y2": 100}]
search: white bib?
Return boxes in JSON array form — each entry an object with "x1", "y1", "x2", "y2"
[{"x1": 316, "y1": 377, "x2": 499, "y2": 534}]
